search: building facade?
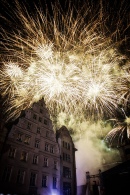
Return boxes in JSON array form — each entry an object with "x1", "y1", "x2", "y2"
[
  {"x1": 0, "y1": 99, "x2": 77, "y2": 195},
  {"x1": 56, "y1": 126, "x2": 77, "y2": 195}
]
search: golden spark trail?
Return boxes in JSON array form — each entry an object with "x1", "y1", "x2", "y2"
[{"x1": 0, "y1": 0, "x2": 129, "y2": 130}]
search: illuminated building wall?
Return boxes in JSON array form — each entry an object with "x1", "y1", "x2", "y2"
[
  {"x1": 0, "y1": 99, "x2": 77, "y2": 195},
  {"x1": 0, "y1": 99, "x2": 60, "y2": 195}
]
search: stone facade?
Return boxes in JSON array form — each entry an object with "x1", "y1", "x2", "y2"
[{"x1": 0, "y1": 99, "x2": 77, "y2": 195}]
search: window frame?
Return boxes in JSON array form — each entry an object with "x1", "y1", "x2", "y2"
[
  {"x1": 20, "y1": 151, "x2": 28, "y2": 162},
  {"x1": 45, "y1": 143, "x2": 49, "y2": 151},
  {"x1": 2, "y1": 166, "x2": 12, "y2": 182},
  {"x1": 43, "y1": 157, "x2": 48, "y2": 167},
  {"x1": 30, "y1": 172, "x2": 37, "y2": 186},
  {"x1": 33, "y1": 154, "x2": 38, "y2": 164},
  {"x1": 16, "y1": 169, "x2": 25, "y2": 184},
  {"x1": 8, "y1": 147, "x2": 16, "y2": 158},
  {"x1": 35, "y1": 139, "x2": 40, "y2": 148},
  {"x1": 24, "y1": 135, "x2": 31, "y2": 145},
  {"x1": 53, "y1": 177, "x2": 57, "y2": 189},
  {"x1": 42, "y1": 175, "x2": 48, "y2": 187}
]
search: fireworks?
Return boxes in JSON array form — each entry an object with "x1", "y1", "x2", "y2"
[
  {"x1": 105, "y1": 116, "x2": 130, "y2": 147},
  {"x1": 0, "y1": 0, "x2": 130, "y2": 130},
  {"x1": 105, "y1": 107, "x2": 130, "y2": 145}
]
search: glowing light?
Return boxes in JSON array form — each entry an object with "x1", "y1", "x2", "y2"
[
  {"x1": 105, "y1": 112, "x2": 130, "y2": 146},
  {"x1": 0, "y1": 0, "x2": 129, "y2": 129}
]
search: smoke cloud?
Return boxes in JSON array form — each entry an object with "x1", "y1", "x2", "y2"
[{"x1": 54, "y1": 113, "x2": 121, "y2": 186}]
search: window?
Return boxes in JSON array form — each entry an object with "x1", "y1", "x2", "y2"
[
  {"x1": 30, "y1": 172, "x2": 37, "y2": 186},
  {"x1": 63, "y1": 153, "x2": 71, "y2": 162},
  {"x1": 44, "y1": 119, "x2": 48, "y2": 125},
  {"x1": 53, "y1": 177, "x2": 57, "y2": 189},
  {"x1": 2, "y1": 166, "x2": 12, "y2": 182},
  {"x1": 40, "y1": 109, "x2": 43, "y2": 113},
  {"x1": 24, "y1": 135, "x2": 30, "y2": 144},
  {"x1": 42, "y1": 175, "x2": 47, "y2": 187},
  {"x1": 20, "y1": 151, "x2": 28, "y2": 162},
  {"x1": 33, "y1": 154, "x2": 38, "y2": 164},
  {"x1": 17, "y1": 170, "x2": 25, "y2": 184},
  {"x1": 17, "y1": 133, "x2": 22, "y2": 142},
  {"x1": 8, "y1": 147, "x2": 16, "y2": 158},
  {"x1": 43, "y1": 157, "x2": 48, "y2": 167},
  {"x1": 54, "y1": 161, "x2": 57, "y2": 169},
  {"x1": 63, "y1": 182, "x2": 71, "y2": 195},
  {"x1": 45, "y1": 143, "x2": 49, "y2": 151},
  {"x1": 67, "y1": 154, "x2": 70, "y2": 162},
  {"x1": 63, "y1": 153, "x2": 65, "y2": 161},
  {"x1": 63, "y1": 141, "x2": 70, "y2": 150},
  {"x1": 68, "y1": 143, "x2": 70, "y2": 150},
  {"x1": 39, "y1": 117, "x2": 42, "y2": 122},
  {"x1": 46, "y1": 131, "x2": 50, "y2": 137},
  {"x1": 35, "y1": 140, "x2": 40, "y2": 148},
  {"x1": 27, "y1": 122, "x2": 31, "y2": 130},
  {"x1": 50, "y1": 146, "x2": 54, "y2": 153},
  {"x1": 65, "y1": 142, "x2": 67, "y2": 148},
  {"x1": 63, "y1": 167, "x2": 71, "y2": 178},
  {"x1": 33, "y1": 114, "x2": 37, "y2": 120},
  {"x1": 37, "y1": 127, "x2": 41, "y2": 134}
]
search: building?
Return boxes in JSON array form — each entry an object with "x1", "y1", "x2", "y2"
[
  {"x1": 101, "y1": 140, "x2": 130, "y2": 195},
  {"x1": 77, "y1": 140, "x2": 130, "y2": 195},
  {"x1": 56, "y1": 126, "x2": 77, "y2": 195},
  {"x1": 101, "y1": 159, "x2": 130, "y2": 195},
  {"x1": 0, "y1": 99, "x2": 77, "y2": 195}
]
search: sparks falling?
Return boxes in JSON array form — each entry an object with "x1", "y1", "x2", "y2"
[{"x1": 0, "y1": 0, "x2": 130, "y2": 134}]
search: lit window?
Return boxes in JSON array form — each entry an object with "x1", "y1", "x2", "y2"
[
  {"x1": 16, "y1": 133, "x2": 22, "y2": 142},
  {"x1": 8, "y1": 147, "x2": 16, "y2": 158},
  {"x1": 33, "y1": 154, "x2": 38, "y2": 164},
  {"x1": 35, "y1": 140, "x2": 40, "y2": 148},
  {"x1": 43, "y1": 157, "x2": 48, "y2": 167},
  {"x1": 30, "y1": 172, "x2": 37, "y2": 186},
  {"x1": 20, "y1": 151, "x2": 28, "y2": 162},
  {"x1": 24, "y1": 135, "x2": 30, "y2": 144},
  {"x1": 42, "y1": 175, "x2": 47, "y2": 187},
  {"x1": 53, "y1": 177, "x2": 57, "y2": 189},
  {"x1": 2, "y1": 166, "x2": 12, "y2": 182},
  {"x1": 17, "y1": 170, "x2": 25, "y2": 184}
]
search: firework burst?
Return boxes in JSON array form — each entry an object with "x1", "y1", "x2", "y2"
[
  {"x1": 0, "y1": 0, "x2": 130, "y2": 126},
  {"x1": 104, "y1": 106, "x2": 130, "y2": 146}
]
